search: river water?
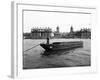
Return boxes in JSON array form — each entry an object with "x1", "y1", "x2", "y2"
[{"x1": 23, "y1": 39, "x2": 91, "y2": 69}]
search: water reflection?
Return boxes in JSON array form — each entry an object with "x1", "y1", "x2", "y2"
[{"x1": 41, "y1": 49, "x2": 75, "y2": 56}]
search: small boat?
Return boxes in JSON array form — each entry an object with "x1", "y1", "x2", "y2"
[{"x1": 40, "y1": 38, "x2": 83, "y2": 51}]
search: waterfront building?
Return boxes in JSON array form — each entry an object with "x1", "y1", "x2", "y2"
[
  {"x1": 54, "y1": 26, "x2": 61, "y2": 38},
  {"x1": 68, "y1": 26, "x2": 75, "y2": 38},
  {"x1": 80, "y1": 28, "x2": 91, "y2": 39},
  {"x1": 31, "y1": 27, "x2": 52, "y2": 39},
  {"x1": 23, "y1": 33, "x2": 31, "y2": 39}
]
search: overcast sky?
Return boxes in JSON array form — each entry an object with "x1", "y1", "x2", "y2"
[{"x1": 23, "y1": 11, "x2": 91, "y2": 33}]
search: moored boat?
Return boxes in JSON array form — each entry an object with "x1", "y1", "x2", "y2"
[{"x1": 40, "y1": 38, "x2": 83, "y2": 51}]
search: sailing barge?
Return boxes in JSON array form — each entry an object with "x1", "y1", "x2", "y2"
[{"x1": 40, "y1": 38, "x2": 83, "y2": 51}]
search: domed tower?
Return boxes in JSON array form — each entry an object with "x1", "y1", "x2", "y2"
[
  {"x1": 56, "y1": 26, "x2": 59, "y2": 33},
  {"x1": 70, "y1": 26, "x2": 73, "y2": 33}
]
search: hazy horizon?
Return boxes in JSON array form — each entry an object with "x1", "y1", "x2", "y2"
[{"x1": 23, "y1": 11, "x2": 92, "y2": 33}]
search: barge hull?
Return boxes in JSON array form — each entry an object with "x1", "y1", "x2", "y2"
[{"x1": 40, "y1": 41, "x2": 83, "y2": 51}]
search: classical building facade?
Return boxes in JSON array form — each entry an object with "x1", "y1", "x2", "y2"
[
  {"x1": 31, "y1": 28, "x2": 52, "y2": 39},
  {"x1": 80, "y1": 28, "x2": 91, "y2": 39},
  {"x1": 23, "y1": 26, "x2": 91, "y2": 39},
  {"x1": 54, "y1": 26, "x2": 61, "y2": 38},
  {"x1": 63, "y1": 26, "x2": 91, "y2": 39},
  {"x1": 67, "y1": 26, "x2": 75, "y2": 38}
]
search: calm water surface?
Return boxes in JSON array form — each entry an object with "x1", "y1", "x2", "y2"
[{"x1": 23, "y1": 39, "x2": 91, "y2": 69}]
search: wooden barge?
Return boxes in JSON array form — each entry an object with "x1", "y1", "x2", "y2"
[{"x1": 40, "y1": 38, "x2": 83, "y2": 51}]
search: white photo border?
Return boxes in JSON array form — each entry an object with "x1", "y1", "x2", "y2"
[{"x1": 11, "y1": 1, "x2": 97, "y2": 78}]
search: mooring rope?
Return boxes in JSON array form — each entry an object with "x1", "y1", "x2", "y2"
[
  {"x1": 24, "y1": 42, "x2": 45, "y2": 52},
  {"x1": 24, "y1": 44, "x2": 40, "y2": 52}
]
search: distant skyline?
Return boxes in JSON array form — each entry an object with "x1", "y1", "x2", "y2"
[{"x1": 23, "y1": 11, "x2": 92, "y2": 33}]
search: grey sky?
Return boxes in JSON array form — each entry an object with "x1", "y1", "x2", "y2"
[{"x1": 23, "y1": 11, "x2": 91, "y2": 33}]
